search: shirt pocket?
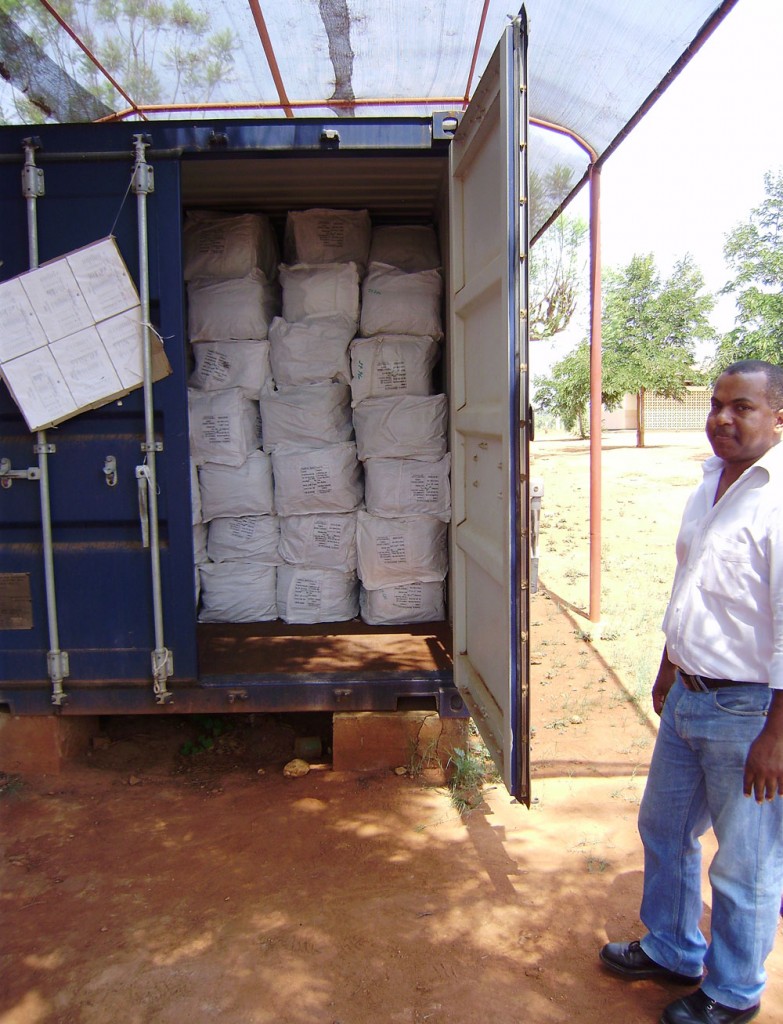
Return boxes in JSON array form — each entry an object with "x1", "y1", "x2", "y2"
[{"x1": 697, "y1": 534, "x2": 758, "y2": 602}]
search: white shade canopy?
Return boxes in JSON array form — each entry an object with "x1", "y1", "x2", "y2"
[{"x1": 0, "y1": 1, "x2": 740, "y2": 232}]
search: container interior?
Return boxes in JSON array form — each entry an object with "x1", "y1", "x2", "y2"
[{"x1": 182, "y1": 149, "x2": 455, "y2": 687}]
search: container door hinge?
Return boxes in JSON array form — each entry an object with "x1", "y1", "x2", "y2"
[
  {"x1": 22, "y1": 137, "x2": 45, "y2": 198},
  {"x1": 48, "y1": 650, "x2": 70, "y2": 706},
  {"x1": 152, "y1": 648, "x2": 174, "y2": 704},
  {"x1": 131, "y1": 135, "x2": 155, "y2": 195}
]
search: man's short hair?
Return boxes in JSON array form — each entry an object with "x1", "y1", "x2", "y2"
[{"x1": 721, "y1": 360, "x2": 783, "y2": 411}]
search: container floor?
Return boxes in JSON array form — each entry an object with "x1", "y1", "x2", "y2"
[{"x1": 197, "y1": 620, "x2": 452, "y2": 677}]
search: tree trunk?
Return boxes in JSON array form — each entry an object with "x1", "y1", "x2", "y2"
[{"x1": 636, "y1": 388, "x2": 646, "y2": 448}]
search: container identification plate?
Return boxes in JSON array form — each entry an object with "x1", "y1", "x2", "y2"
[{"x1": 0, "y1": 573, "x2": 33, "y2": 630}]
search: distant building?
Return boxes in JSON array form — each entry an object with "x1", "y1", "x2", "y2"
[{"x1": 603, "y1": 386, "x2": 711, "y2": 431}]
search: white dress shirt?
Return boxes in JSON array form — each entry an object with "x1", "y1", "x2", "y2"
[{"x1": 662, "y1": 440, "x2": 783, "y2": 689}]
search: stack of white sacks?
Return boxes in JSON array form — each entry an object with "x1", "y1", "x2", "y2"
[
  {"x1": 185, "y1": 211, "x2": 282, "y2": 622},
  {"x1": 352, "y1": 224, "x2": 451, "y2": 625},
  {"x1": 185, "y1": 209, "x2": 451, "y2": 627},
  {"x1": 267, "y1": 209, "x2": 368, "y2": 623}
]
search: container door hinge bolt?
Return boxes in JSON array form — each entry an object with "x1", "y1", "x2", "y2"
[
  {"x1": 152, "y1": 647, "x2": 174, "y2": 704},
  {"x1": 48, "y1": 650, "x2": 70, "y2": 706}
]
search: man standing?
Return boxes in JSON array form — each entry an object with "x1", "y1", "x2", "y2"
[{"x1": 599, "y1": 360, "x2": 783, "y2": 1024}]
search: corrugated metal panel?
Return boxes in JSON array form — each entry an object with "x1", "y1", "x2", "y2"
[{"x1": 181, "y1": 154, "x2": 449, "y2": 221}]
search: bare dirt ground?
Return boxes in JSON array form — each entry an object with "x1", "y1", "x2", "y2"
[{"x1": 2, "y1": 431, "x2": 782, "y2": 1024}]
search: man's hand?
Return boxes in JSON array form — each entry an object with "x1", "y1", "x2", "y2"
[
  {"x1": 652, "y1": 646, "x2": 677, "y2": 717},
  {"x1": 744, "y1": 690, "x2": 783, "y2": 802}
]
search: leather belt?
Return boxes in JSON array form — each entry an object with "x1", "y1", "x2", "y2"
[{"x1": 678, "y1": 670, "x2": 755, "y2": 692}]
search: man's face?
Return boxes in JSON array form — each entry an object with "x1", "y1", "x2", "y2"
[{"x1": 706, "y1": 370, "x2": 783, "y2": 468}]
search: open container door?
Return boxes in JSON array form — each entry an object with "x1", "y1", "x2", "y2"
[{"x1": 449, "y1": 11, "x2": 530, "y2": 803}]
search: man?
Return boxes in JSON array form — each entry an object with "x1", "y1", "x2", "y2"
[{"x1": 599, "y1": 360, "x2": 783, "y2": 1024}]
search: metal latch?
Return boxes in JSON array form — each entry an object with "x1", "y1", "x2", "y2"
[
  {"x1": 103, "y1": 455, "x2": 118, "y2": 487},
  {"x1": 0, "y1": 457, "x2": 41, "y2": 488}
]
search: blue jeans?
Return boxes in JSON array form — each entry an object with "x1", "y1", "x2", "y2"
[{"x1": 638, "y1": 675, "x2": 783, "y2": 1010}]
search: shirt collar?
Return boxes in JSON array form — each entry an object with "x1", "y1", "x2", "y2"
[{"x1": 702, "y1": 438, "x2": 783, "y2": 482}]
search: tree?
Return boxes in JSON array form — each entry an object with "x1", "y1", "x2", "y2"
[
  {"x1": 529, "y1": 165, "x2": 589, "y2": 342},
  {"x1": 530, "y1": 213, "x2": 589, "y2": 341},
  {"x1": 533, "y1": 339, "x2": 626, "y2": 439},
  {"x1": 1, "y1": 0, "x2": 237, "y2": 124},
  {"x1": 714, "y1": 171, "x2": 783, "y2": 369},
  {"x1": 535, "y1": 253, "x2": 715, "y2": 444},
  {"x1": 602, "y1": 253, "x2": 715, "y2": 446}
]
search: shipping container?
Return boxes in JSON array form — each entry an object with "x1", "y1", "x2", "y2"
[{"x1": 0, "y1": 18, "x2": 531, "y2": 799}]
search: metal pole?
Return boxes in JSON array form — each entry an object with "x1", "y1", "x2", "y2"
[
  {"x1": 22, "y1": 138, "x2": 69, "y2": 705},
  {"x1": 131, "y1": 134, "x2": 173, "y2": 703},
  {"x1": 588, "y1": 162, "x2": 602, "y2": 624}
]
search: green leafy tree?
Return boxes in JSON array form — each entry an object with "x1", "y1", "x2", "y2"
[
  {"x1": 714, "y1": 171, "x2": 783, "y2": 368},
  {"x1": 535, "y1": 253, "x2": 715, "y2": 443},
  {"x1": 533, "y1": 339, "x2": 627, "y2": 439},
  {"x1": 602, "y1": 253, "x2": 715, "y2": 446}
]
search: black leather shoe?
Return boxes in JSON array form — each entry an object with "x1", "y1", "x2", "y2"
[
  {"x1": 660, "y1": 989, "x2": 760, "y2": 1024},
  {"x1": 599, "y1": 940, "x2": 702, "y2": 984}
]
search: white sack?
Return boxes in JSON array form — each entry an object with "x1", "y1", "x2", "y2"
[
  {"x1": 198, "y1": 561, "x2": 277, "y2": 623},
  {"x1": 190, "y1": 458, "x2": 203, "y2": 525},
  {"x1": 271, "y1": 442, "x2": 363, "y2": 516},
  {"x1": 280, "y1": 262, "x2": 360, "y2": 323},
  {"x1": 187, "y1": 271, "x2": 280, "y2": 341},
  {"x1": 207, "y1": 515, "x2": 281, "y2": 564},
  {"x1": 276, "y1": 565, "x2": 359, "y2": 624},
  {"x1": 368, "y1": 224, "x2": 440, "y2": 273},
  {"x1": 360, "y1": 263, "x2": 443, "y2": 339},
  {"x1": 356, "y1": 511, "x2": 448, "y2": 590},
  {"x1": 284, "y1": 209, "x2": 371, "y2": 272},
  {"x1": 360, "y1": 581, "x2": 445, "y2": 625},
  {"x1": 183, "y1": 211, "x2": 279, "y2": 281},
  {"x1": 189, "y1": 340, "x2": 272, "y2": 399},
  {"x1": 193, "y1": 522, "x2": 208, "y2": 564},
  {"x1": 188, "y1": 388, "x2": 261, "y2": 466},
  {"x1": 349, "y1": 334, "x2": 439, "y2": 406},
  {"x1": 268, "y1": 313, "x2": 354, "y2": 385},
  {"x1": 364, "y1": 454, "x2": 451, "y2": 522},
  {"x1": 278, "y1": 512, "x2": 358, "y2": 570},
  {"x1": 353, "y1": 394, "x2": 447, "y2": 461},
  {"x1": 260, "y1": 381, "x2": 353, "y2": 452},
  {"x1": 193, "y1": 523, "x2": 208, "y2": 605},
  {"x1": 198, "y1": 451, "x2": 275, "y2": 522}
]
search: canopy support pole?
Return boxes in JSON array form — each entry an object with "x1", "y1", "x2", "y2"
[{"x1": 588, "y1": 162, "x2": 602, "y2": 624}]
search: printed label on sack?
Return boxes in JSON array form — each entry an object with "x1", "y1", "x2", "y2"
[
  {"x1": 201, "y1": 413, "x2": 232, "y2": 444},
  {"x1": 409, "y1": 472, "x2": 441, "y2": 503},
  {"x1": 300, "y1": 464, "x2": 333, "y2": 495},
  {"x1": 197, "y1": 349, "x2": 231, "y2": 386},
  {"x1": 198, "y1": 230, "x2": 227, "y2": 256},
  {"x1": 376, "y1": 534, "x2": 407, "y2": 565},
  {"x1": 376, "y1": 359, "x2": 407, "y2": 392},
  {"x1": 227, "y1": 519, "x2": 258, "y2": 541},
  {"x1": 313, "y1": 519, "x2": 343, "y2": 550},
  {"x1": 291, "y1": 577, "x2": 322, "y2": 610},
  {"x1": 316, "y1": 221, "x2": 346, "y2": 251},
  {"x1": 390, "y1": 582, "x2": 424, "y2": 609}
]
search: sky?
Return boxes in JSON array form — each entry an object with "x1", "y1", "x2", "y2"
[
  {"x1": 600, "y1": 0, "x2": 783, "y2": 325},
  {"x1": 534, "y1": 0, "x2": 783, "y2": 373}
]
